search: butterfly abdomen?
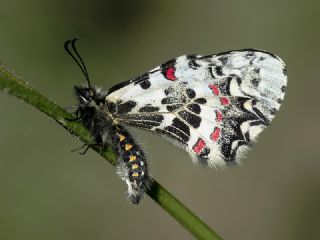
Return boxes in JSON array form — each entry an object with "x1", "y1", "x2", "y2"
[
  {"x1": 87, "y1": 113, "x2": 152, "y2": 204},
  {"x1": 84, "y1": 113, "x2": 152, "y2": 204},
  {"x1": 112, "y1": 125, "x2": 151, "y2": 204}
]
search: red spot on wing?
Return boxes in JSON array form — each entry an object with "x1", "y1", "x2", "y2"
[
  {"x1": 208, "y1": 84, "x2": 220, "y2": 95},
  {"x1": 210, "y1": 127, "x2": 220, "y2": 142},
  {"x1": 165, "y1": 68, "x2": 177, "y2": 81},
  {"x1": 193, "y1": 138, "x2": 206, "y2": 154},
  {"x1": 220, "y1": 97, "x2": 229, "y2": 105},
  {"x1": 215, "y1": 110, "x2": 223, "y2": 122}
]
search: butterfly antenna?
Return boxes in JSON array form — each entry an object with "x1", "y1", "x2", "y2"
[{"x1": 64, "y1": 38, "x2": 92, "y2": 88}]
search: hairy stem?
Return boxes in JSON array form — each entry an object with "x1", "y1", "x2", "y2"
[{"x1": 0, "y1": 62, "x2": 222, "y2": 240}]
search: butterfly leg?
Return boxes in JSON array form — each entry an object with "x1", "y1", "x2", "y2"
[
  {"x1": 71, "y1": 143, "x2": 102, "y2": 155},
  {"x1": 65, "y1": 116, "x2": 81, "y2": 121},
  {"x1": 65, "y1": 109, "x2": 81, "y2": 121}
]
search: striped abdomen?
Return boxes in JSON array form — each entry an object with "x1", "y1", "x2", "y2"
[{"x1": 111, "y1": 125, "x2": 151, "y2": 204}]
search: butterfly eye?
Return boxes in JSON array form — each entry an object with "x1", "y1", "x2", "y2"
[{"x1": 82, "y1": 90, "x2": 91, "y2": 100}]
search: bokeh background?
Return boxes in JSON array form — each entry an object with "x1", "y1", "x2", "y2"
[{"x1": 0, "y1": 0, "x2": 319, "y2": 239}]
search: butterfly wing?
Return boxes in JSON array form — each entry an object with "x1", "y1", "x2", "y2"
[{"x1": 106, "y1": 49, "x2": 287, "y2": 167}]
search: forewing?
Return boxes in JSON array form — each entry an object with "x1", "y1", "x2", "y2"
[{"x1": 106, "y1": 49, "x2": 287, "y2": 167}]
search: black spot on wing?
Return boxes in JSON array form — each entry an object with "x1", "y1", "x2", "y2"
[
  {"x1": 163, "y1": 117, "x2": 190, "y2": 143},
  {"x1": 139, "y1": 80, "x2": 151, "y2": 89},
  {"x1": 194, "y1": 98, "x2": 207, "y2": 104},
  {"x1": 220, "y1": 137, "x2": 233, "y2": 162},
  {"x1": 269, "y1": 108, "x2": 277, "y2": 116},
  {"x1": 219, "y1": 96, "x2": 270, "y2": 162},
  {"x1": 236, "y1": 77, "x2": 242, "y2": 85},
  {"x1": 228, "y1": 141, "x2": 247, "y2": 164},
  {"x1": 107, "y1": 72, "x2": 150, "y2": 95},
  {"x1": 186, "y1": 88, "x2": 196, "y2": 99},
  {"x1": 107, "y1": 80, "x2": 132, "y2": 95},
  {"x1": 162, "y1": 97, "x2": 178, "y2": 105},
  {"x1": 283, "y1": 67, "x2": 287, "y2": 76},
  {"x1": 155, "y1": 128, "x2": 187, "y2": 145},
  {"x1": 220, "y1": 120, "x2": 245, "y2": 163},
  {"x1": 163, "y1": 125, "x2": 189, "y2": 142},
  {"x1": 117, "y1": 101, "x2": 137, "y2": 114},
  {"x1": 106, "y1": 101, "x2": 117, "y2": 114},
  {"x1": 249, "y1": 120, "x2": 266, "y2": 127},
  {"x1": 234, "y1": 98, "x2": 269, "y2": 125},
  {"x1": 215, "y1": 66, "x2": 223, "y2": 76},
  {"x1": 178, "y1": 110, "x2": 201, "y2": 128},
  {"x1": 131, "y1": 73, "x2": 151, "y2": 89},
  {"x1": 161, "y1": 95, "x2": 186, "y2": 105},
  {"x1": 120, "y1": 114, "x2": 164, "y2": 130},
  {"x1": 277, "y1": 98, "x2": 283, "y2": 104},
  {"x1": 187, "y1": 54, "x2": 197, "y2": 60},
  {"x1": 125, "y1": 121, "x2": 154, "y2": 130},
  {"x1": 187, "y1": 54, "x2": 201, "y2": 69},
  {"x1": 198, "y1": 147, "x2": 210, "y2": 166},
  {"x1": 219, "y1": 75, "x2": 233, "y2": 95},
  {"x1": 254, "y1": 68, "x2": 260, "y2": 74},
  {"x1": 252, "y1": 106, "x2": 269, "y2": 125},
  {"x1": 209, "y1": 67, "x2": 215, "y2": 79},
  {"x1": 187, "y1": 104, "x2": 201, "y2": 114},
  {"x1": 143, "y1": 115, "x2": 164, "y2": 123},
  {"x1": 133, "y1": 72, "x2": 149, "y2": 85},
  {"x1": 251, "y1": 78, "x2": 260, "y2": 87},
  {"x1": 164, "y1": 86, "x2": 174, "y2": 96},
  {"x1": 161, "y1": 59, "x2": 176, "y2": 68},
  {"x1": 172, "y1": 117, "x2": 190, "y2": 137},
  {"x1": 245, "y1": 52, "x2": 255, "y2": 58},
  {"x1": 139, "y1": 104, "x2": 160, "y2": 113},
  {"x1": 218, "y1": 56, "x2": 228, "y2": 64},
  {"x1": 244, "y1": 132, "x2": 250, "y2": 142},
  {"x1": 166, "y1": 104, "x2": 183, "y2": 112}
]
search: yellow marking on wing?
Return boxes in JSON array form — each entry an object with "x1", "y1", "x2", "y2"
[{"x1": 129, "y1": 155, "x2": 137, "y2": 161}]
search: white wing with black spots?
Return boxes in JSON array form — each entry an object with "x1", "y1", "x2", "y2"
[
  {"x1": 69, "y1": 35, "x2": 287, "y2": 204},
  {"x1": 106, "y1": 49, "x2": 287, "y2": 167}
]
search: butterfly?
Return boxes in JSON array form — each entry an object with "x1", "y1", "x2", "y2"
[{"x1": 65, "y1": 38, "x2": 287, "y2": 204}]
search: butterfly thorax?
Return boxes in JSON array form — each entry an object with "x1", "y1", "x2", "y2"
[{"x1": 74, "y1": 86, "x2": 115, "y2": 139}]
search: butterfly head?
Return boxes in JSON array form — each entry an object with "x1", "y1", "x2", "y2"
[
  {"x1": 65, "y1": 38, "x2": 110, "y2": 125},
  {"x1": 74, "y1": 85, "x2": 106, "y2": 107},
  {"x1": 74, "y1": 85, "x2": 94, "y2": 103}
]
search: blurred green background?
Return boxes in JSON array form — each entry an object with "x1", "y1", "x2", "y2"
[{"x1": 0, "y1": 0, "x2": 319, "y2": 239}]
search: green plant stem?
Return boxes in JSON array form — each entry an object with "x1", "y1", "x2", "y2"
[{"x1": 0, "y1": 62, "x2": 223, "y2": 240}]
